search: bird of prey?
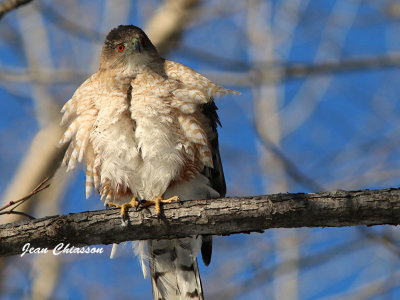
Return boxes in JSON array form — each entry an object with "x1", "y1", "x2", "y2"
[{"x1": 59, "y1": 25, "x2": 238, "y2": 300}]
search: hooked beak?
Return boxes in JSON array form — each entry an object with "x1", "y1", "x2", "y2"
[{"x1": 132, "y1": 38, "x2": 141, "y2": 52}]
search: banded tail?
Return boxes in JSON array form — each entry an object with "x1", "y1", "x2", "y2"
[{"x1": 148, "y1": 237, "x2": 204, "y2": 300}]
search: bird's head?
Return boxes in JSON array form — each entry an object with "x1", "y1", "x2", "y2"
[{"x1": 100, "y1": 25, "x2": 159, "y2": 71}]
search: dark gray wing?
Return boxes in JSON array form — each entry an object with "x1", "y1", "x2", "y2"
[
  {"x1": 200, "y1": 100, "x2": 226, "y2": 266},
  {"x1": 200, "y1": 101, "x2": 226, "y2": 197}
]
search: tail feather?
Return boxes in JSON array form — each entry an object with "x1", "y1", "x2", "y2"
[
  {"x1": 148, "y1": 237, "x2": 204, "y2": 300},
  {"x1": 133, "y1": 241, "x2": 149, "y2": 278},
  {"x1": 138, "y1": 173, "x2": 222, "y2": 299}
]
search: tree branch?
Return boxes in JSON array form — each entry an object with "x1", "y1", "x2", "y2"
[
  {"x1": 207, "y1": 54, "x2": 400, "y2": 86},
  {"x1": 3, "y1": 54, "x2": 400, "y2": 85},
  {"x1": 0, "y1": 0, "x2": 33, "y2": 19},
  {"x1": 1, "y1": 187, "x2": 400, "y2": 257},
  {"x1": 145, "y1": 0, "x2": 201, "y2": 55}
]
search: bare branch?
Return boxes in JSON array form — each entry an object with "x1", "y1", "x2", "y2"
[
  {"x1": 145, "y1": 0, "x2": 202, "y2": 54},
  {"x1": 0, "y1": 68, "x2": 88, "y2": 83},
  {"x1": 0, "y1": 177, "x2": 50, "y2": 212},
  {"x1": 3, "y1": 54, "x2": 400, "y2": 86},
  {"x1": 0, "y1": 0, "x2": 33, "y2": 19},
  {"x1": 0, "y1": 177, "x2": 50, "y2": 220},
  {"x1": 1, "y1": 187, "x2": 400, "y2": 257},
  {"x1": 0, "y1": 211, "x2": 35, "y2": 220},
  {"x1": 207, "y1": 54, "x2": 400, "y2": 86},
  {"x1": 209, "y1": 238, "x2": 366, "y2": 300}
]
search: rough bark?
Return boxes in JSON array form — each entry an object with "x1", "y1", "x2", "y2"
[{"x1": 1, "y1": 187, "x2": 400, "y2": 257}]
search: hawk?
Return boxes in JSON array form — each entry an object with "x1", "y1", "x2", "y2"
[{"x1": 59, "y1": 25, "x2": 238, "y2": 300}]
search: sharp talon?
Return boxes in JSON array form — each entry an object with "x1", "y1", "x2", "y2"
[
  {"x1": 107, "y1": 201, "x2": 120, "y2": 209},
  {"x1": 107, "y1": 197, "x2": 139, "y2": 225},
  {"x1": 121, "y1": 214, "x2": 129, "y2": 226},
  {"x1": 135, "y1": 199, "x2": 143, "y2": 211},
  {"x1": 134, "y1": 195, "x2": 179, "y2": 216}
]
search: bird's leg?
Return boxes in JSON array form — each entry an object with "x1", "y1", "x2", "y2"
[
  {"x1": 107, "y1": 196, "x2": 139, "y2": 224},
  {"x1": 139, "y1": 195, "x2": 180, "y2": 215}
]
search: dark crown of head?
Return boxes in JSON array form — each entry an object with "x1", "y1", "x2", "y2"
[{"x1": 105, "y1": 25, "x2": 146, "y2": 44}]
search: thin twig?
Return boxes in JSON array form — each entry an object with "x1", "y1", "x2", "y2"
[
  {"x1": 0, "y1": 210, "x2": 36, "y2": 220},
  {"x1": 0, "y1": 177, "x2": 50, "y2": 219}
]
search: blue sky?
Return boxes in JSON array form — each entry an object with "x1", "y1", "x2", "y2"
[{"x1": 2, "y1": 1, "x2": 400, "y2": 299}]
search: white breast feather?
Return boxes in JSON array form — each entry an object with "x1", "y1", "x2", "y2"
[{"x1": 59, "y1": 62, "x2": 238, "y2": 203}]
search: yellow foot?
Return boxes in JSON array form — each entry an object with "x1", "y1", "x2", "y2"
[
  {"x1": 107, "y1": 197, "x2": 139, "y2": 224},
  {"x1": 140, "y1": 195, "x2": 180, "y2": 215}
]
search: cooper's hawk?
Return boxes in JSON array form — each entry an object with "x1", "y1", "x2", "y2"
[{"x1": 59, "y1": 25, "x2": 238, "y2": 300}]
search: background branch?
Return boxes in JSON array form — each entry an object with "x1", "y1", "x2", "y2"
[
  {"x1": 0, "y1": 0, "x2": 32, "y2": 19},
  {"x1": 3, "y1": 55, "x2": 400, "y2": 85}
]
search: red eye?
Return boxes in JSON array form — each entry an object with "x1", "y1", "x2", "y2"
[{"x1": 117, "y1": 44, "x2": 125, "y2": 52}]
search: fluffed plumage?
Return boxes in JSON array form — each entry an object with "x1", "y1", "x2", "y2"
[{"x1": 59, "y1": 25, "x2": 238, "y2": 300}]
